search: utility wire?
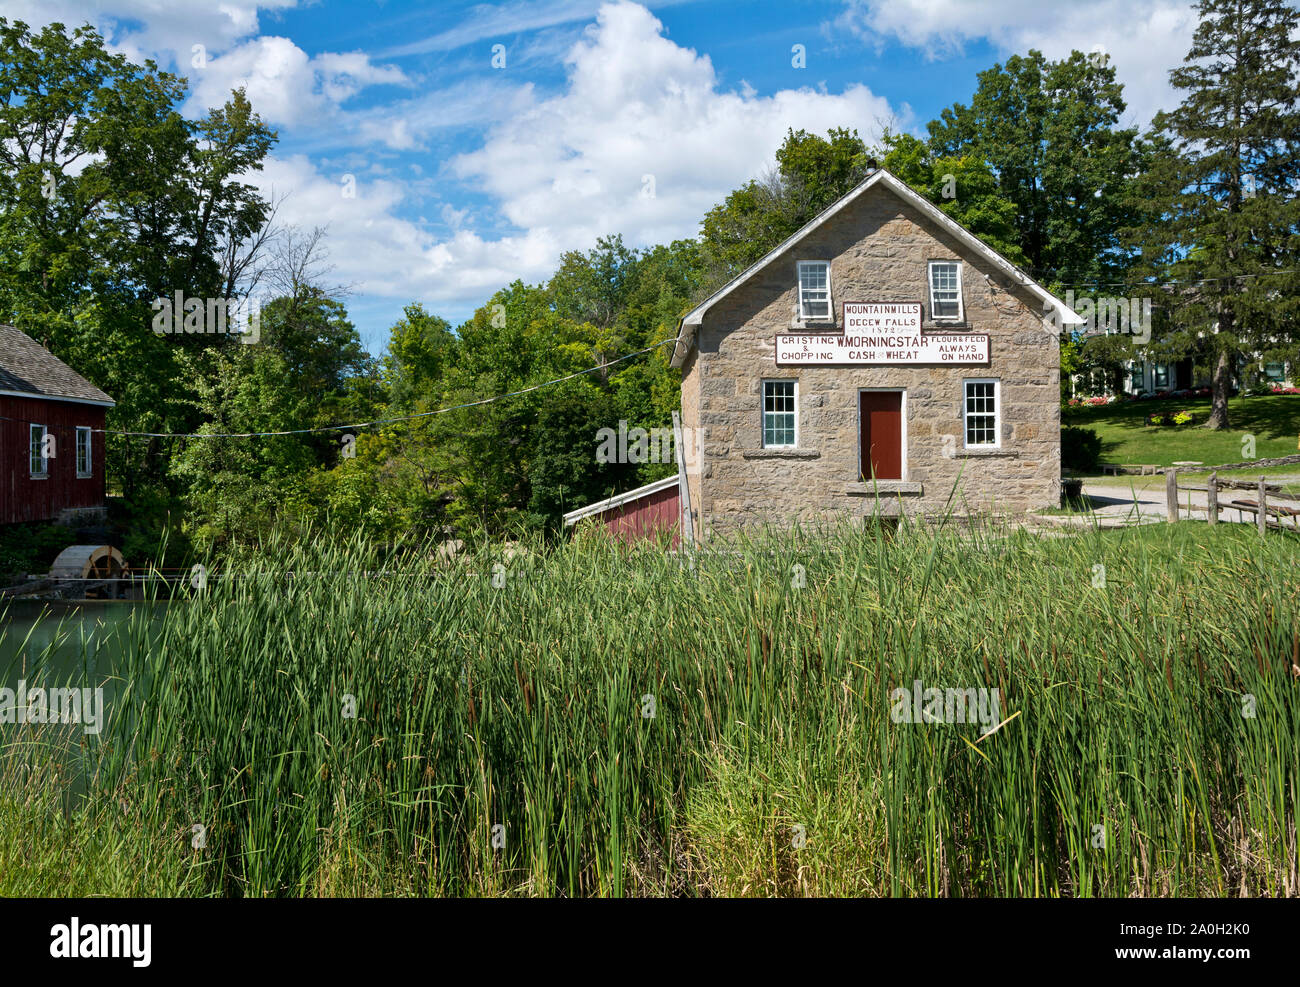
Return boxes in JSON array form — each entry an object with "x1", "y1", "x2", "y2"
[{"x1": 2, "y1": 337, "x2": 679, "y2": 441}]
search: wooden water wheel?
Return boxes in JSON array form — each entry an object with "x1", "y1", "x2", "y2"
[{"x1": 49, "y1": 545, "x2": 128, "y2": 598}]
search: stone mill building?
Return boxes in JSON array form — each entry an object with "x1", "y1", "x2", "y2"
[{"x1": 566, "y1": 166, "x2": 1083, "y2": 545}]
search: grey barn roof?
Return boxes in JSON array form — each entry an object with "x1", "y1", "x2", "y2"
[{"x1": 0, "y1": 323, "x2": 114, "y2": 406}]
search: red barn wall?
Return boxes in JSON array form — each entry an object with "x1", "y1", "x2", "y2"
[
  {"x1": 593, "y1": 483, "x2": 681, "y2": 547},
  {"x1": 0, "y1": 396, "x2": 108, "y2": 524}
]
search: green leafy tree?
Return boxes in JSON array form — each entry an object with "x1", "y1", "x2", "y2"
[
  {"x1": 700, "y1": 127, "x2": 872, "y2": 281},
  {"x1": 381, "y1": 303, "x2": 455, "y2": 411},
  {"x1": 526, "y1": 381, "x2": 635, "y2": 530},
  {"x1": 1128, "y1": 0, "x2": 1300, "y2": 428},
  {"x1": 0, "y1": 18, "x2": 277, "y2": 498},
  {"x1": 928, "y1": 49, "x2": 1146, "y2": 287},
  {"x1": 876, "y1": 131, "x2": 1025, "y2": 264}
]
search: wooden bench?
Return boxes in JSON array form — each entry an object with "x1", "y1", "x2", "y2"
[
  {"x1": 1229, "y1": 498, "x2": 1300, "y2": 517},
  {"x1": 1101, "y1": 463, "x2": 1160, "y2": 476},
  {"x1": 1227, "y1": 497, "x2": 1300, "y2": 530}
]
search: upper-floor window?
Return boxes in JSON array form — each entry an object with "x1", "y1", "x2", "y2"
[
  {"x1": 76, "y1": 426, "x2": 93, "y2": 478},
  {"x1": 929, "y1": 260, "x2": 963, "y2": 322},
  {"x1": 30, "y1": 424, "x2": 47, "y2": 477},
  {"x1": 797, "y1": 261, "x2": 831, "y2": 322},
  {"x1": 963, "y1": 379, "x2": 1000, "y2": 449},
  {"x1": 763, "y1": 380, "x2": 797, "y2": 448}
]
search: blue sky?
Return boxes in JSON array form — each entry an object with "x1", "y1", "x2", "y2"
[{"x1": 0, "y1": 0, "x2": 1208, "y2": 354}]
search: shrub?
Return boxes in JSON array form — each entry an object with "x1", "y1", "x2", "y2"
[
  {"x1": 1061, "y1": 426, "x2": 1102, "y2": 471},
  {"x1": 1147, "y1": 410, "x2": 1195, "y2": 427}
]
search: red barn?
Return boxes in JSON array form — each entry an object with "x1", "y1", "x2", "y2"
[
  {"x1": 562, "y1": 474, "x2": 684, "y2": 547},
  {"x1": 0, "y1": 324, "x2": 114, "y2": 525}
]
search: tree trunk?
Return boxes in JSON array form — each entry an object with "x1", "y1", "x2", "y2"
[
  {"x1": 1205, "y1": 349, "x2": 1231, "y2": 430},
  {"x1": 1111, "y1": 365, "x2": 1125, "y2": 397}
]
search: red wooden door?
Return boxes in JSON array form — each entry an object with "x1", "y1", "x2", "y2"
[{"x1": 860, "y1": 391, "x2": 902, "y2": 480}]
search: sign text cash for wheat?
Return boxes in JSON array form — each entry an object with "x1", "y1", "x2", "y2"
[{"x1": 775, "y1": 302, "x2": 989, "y2": 366}]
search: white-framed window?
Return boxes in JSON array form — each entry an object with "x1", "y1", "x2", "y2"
[
  {"x1": 76, "y1": 426, "x2": 92, "y2": 478},
  {"x1": 1130, "y1": 361, "x2": 1146, "y2": 390},
  {"x1": 928, "y1": 260, "x2": 963, "y2": 322},
  {"x1": 30, "y1": 424, "x2": 48, "y2": 477},
  {"x1": 762, "y1": 379, "x2": 797, "y2": 448},
  {"x1": 797, "y1": 261, "x2": 831, "y2": 322},
  {"x1": 963, "y1": 379, "x2": 1000, "y2": 449},
  {"x1": 1154, "y1": 364, "x2": 1169, "y2": 389}
]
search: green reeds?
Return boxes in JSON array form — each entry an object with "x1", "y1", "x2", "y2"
[{"x1": 4, "y1": 517, "x2": 1296, "y2": 897}]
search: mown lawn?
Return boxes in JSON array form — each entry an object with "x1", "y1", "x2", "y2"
[{"x1": 1065, "y1": 394, "x2": 1300, "y2": 470}]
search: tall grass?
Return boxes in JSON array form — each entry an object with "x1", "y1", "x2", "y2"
[{"x1": 6, "y1": 518, "x2": 1297, "y2": 896}]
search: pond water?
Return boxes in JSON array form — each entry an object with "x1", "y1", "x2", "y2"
[
  {"x1": 1, "y1": 601, "x2": 165, "y2": 783},
  {"x1": 0, "y1": 599, "x2": 153, "y2": 684}
]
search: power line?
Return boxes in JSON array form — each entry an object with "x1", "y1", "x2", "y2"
[{"x1": 0, "y1": 337, "x2": 678, "y2": 441}]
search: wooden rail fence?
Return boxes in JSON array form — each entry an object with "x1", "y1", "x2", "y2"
[{"x1": 1166, "y1": 469, "x2": 1300, "y2": 534}]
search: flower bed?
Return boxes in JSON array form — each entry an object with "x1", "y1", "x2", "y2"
[
  {"x1": 1146, "y1": 410, "x2": 1195, "y2": 427},
  {"x1": 1067, "y1": 395, "x2": 1115, "y2": 407},
  {"x1": 1073, "y1": 387, "x2": 1213, "y2": 405}
]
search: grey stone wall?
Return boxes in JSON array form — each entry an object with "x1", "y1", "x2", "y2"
[{"x1": 682, "y1": 186, "x2": 1060, "y2": 541}]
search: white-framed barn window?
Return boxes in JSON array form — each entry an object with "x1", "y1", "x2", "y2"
[
  {"x1": 30, "y1": 424, "x2": 48, "y2": 477},
  {"x1": 929, "y1": 260, "x2": 963, "y2": 322},
  {"x1": 762, "y1": 379, "x2": 797, "y2": 448},
  {"x1": 963, "y1": 379, "x2": 1000, "y2": 449},
  {"x1": 797, "y1": 261, "x2": 831, "y2": 322},
  {"x1": 76, "y1": 426, "x2": 93, "y2": 478}
]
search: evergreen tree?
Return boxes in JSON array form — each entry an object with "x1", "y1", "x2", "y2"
[{"x1": 1138, "y1": 0, "x2": 1300, "y2": 428}]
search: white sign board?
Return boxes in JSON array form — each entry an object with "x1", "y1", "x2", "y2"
[
  {"x1": 775, "y1": 302, "x2": 989, "y2": 366},
  {"x1": 843, "y1": 301, "x2": 922, "y2": 332}
]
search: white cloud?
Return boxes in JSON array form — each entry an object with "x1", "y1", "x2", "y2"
[
  {"x1": 185, "y1": 36, "x2": 411, "y2": 127},
  {"x1": 380, "y1": 0, "x2": 693, "y2": 58},
  {"x1": 831, "y1": 0, "x2": 1200, "y2": 128},
  {"x1": 2, "y1": 2, "x2": 411, "y2": 133},
  {"x1": 246, "y1": 154, "x2": 561, "y2": 314},
  {"x1": 454, "y1": 1, "x2": 905, "y2": 257},
  {"x1": 0, "y1": 0, "x2": 298, "y2": 65},
  {"x1": 243, "y1": 1, "x2": 907, "y2": 340}
]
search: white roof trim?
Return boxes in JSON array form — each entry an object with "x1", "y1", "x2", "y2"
[
  {"x1": 670, "y1": 168, "x2": 1083, "y2": 368},
  {"x1": 0, "y1": 388, "x2": 115, "y2": 408},
  {"x1": 562, "y1": 473, "x2": 680, "y2": 527}
]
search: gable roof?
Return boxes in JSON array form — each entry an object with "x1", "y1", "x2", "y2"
[
  {"x1": 670, "y1": 167, "x2": 1083, "y2": 368},
  {"x1": 0, "y1": 324, "x2": 114, "y2": 406}
]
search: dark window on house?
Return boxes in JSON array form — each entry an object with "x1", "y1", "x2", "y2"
[
  {"x1": 763, "y1": 380, "x2": 796, "y2": 448},
  {"x1": 963, "y1": 379, "x2": 999, "y2": 448},
  {"x1": 76, "y1": 426, "x2": 93, "y2": 478},
  {"x1": 30, "y1": 424, "x2": 47, "y2": 477},
  {"x1": 929, "y1": 261, "x2": 963, "y2": 321},
  {"x1": 1154, "y1": 364, "x2": 1169, "y2": 388},
  {"x1": 797, "y1": 261, "x2": 830, "y2": 321}
]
